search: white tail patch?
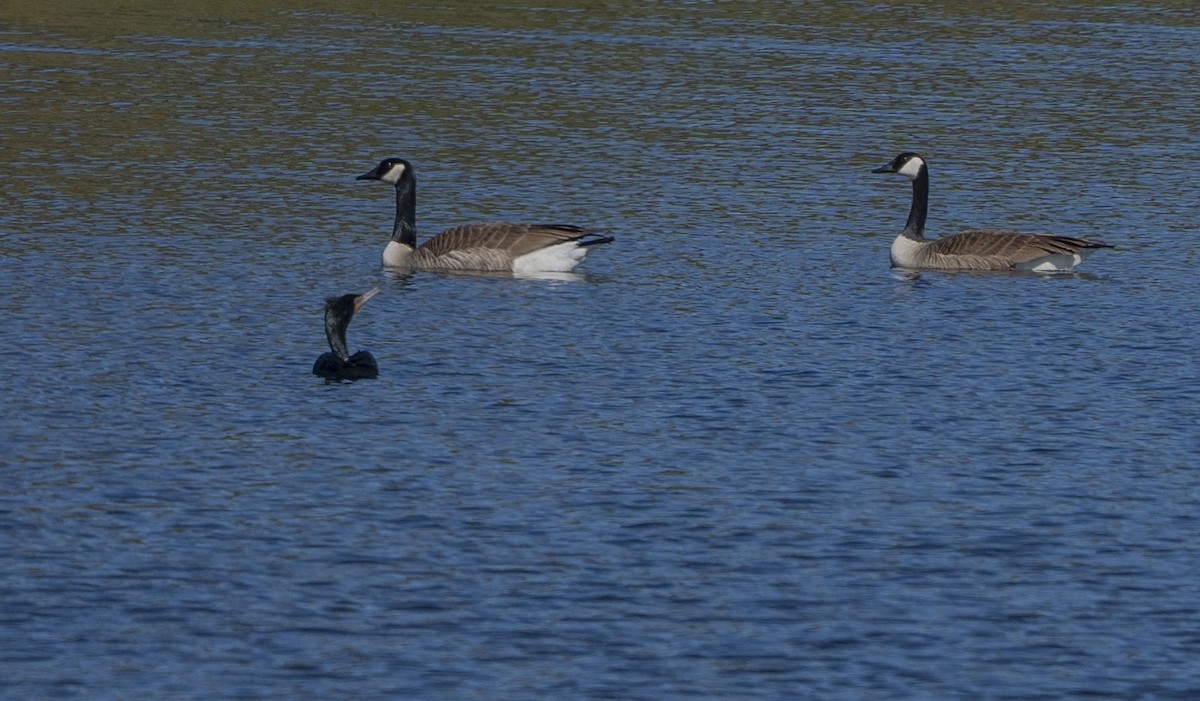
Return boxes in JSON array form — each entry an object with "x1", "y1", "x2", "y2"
[
  {"x1": 513, "y1": 241, "x2": 590, "y2": 274},
  {"x1": 1016, "y1": 251, "x2": 1091, "y2": 273}
]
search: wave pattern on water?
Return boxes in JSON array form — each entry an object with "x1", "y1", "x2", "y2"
[{"x1": 3, "y1": 2, "x2": 1200, "y2": 700}]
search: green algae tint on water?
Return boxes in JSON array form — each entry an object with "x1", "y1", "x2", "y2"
[{"x1": 3, "y1": 2, "x2": 1200, "y2": 699}]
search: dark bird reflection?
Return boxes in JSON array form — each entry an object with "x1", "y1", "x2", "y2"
[{"x1": 313, "y1": 288, "x2": 380, "y2": 381}]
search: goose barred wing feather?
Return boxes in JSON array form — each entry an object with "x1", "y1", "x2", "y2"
[
  {"x1": 412, "y1": 222, "x2": 609, "y2": 271},
  {"x1": 927, "y1": 229, "x2": 1111, "y2": 264}
]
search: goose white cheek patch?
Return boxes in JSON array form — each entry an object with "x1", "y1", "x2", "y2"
[
  {"x1": 381, "y1": 163, "x2": 407, "y2": 184},
  {"x1": 896, "y1": 157, "x2": 926, "y2": 180}
]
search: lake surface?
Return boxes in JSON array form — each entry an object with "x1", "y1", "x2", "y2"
[{"x1": 3, "y1": 2, "x2": 1200, "y2": 699}]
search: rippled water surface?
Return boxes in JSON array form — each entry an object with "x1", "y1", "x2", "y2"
[{"x1": 4, "y1": 2, "x2": 1200, "y2": 699}]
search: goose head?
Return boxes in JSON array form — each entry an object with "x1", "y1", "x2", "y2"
[
  {"x1": 873, "y1": 152, "x2": 927, "y2": 180},
  {"x1": 356, "y1": 157, "x2": 413, "y2": 186}
]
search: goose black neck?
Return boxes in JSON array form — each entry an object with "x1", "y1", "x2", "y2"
[
  {"x1": 324, "y1": 308, "x2": 353, "y2": 362},
  {"x1": 392, "y1": 173, "x2": 417, "y2": 248},
  {"x1": 904, "y1": 166, "x2": 929, "y2": 241}
]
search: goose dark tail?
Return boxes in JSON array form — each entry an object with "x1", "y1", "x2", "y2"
[{"x1": 578, "y1": 232, "x2": 615, "y2": 247}]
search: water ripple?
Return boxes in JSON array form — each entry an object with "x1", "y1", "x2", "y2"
[{"x1": 3, "y1": 2, "x2": 1200, "y2": 700}]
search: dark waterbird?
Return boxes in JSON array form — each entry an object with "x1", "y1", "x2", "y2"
[{"x1": 313, "y1": 288, "x2": 380, "y2": 381}]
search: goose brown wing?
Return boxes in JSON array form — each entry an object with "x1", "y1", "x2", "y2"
[
  {"x1": 418, "y1": 222, "x2": 598, "y2": 259},
  {"x1": 928, "y1": 229, "x2": 1109, "y2": 264}
]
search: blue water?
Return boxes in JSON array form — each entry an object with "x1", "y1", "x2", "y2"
[{"x1": 3, "y1": 3, "x2": 1200, "y2": 699}]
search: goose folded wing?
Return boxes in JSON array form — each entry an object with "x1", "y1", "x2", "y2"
[
  {"x1": 928, "y1": 229, "x2": 1100, "y2": 264},
  {"x1": 421, "y1": 222, "x2": 599, "y2": 259}
]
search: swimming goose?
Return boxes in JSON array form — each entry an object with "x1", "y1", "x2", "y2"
[
  {"x1": 356, "y1": 158, "x2": 613, "y2": 273},
  {"x1": 313, "y1": 288, "x2": 380, "y2": 381},
  {"x1": 872, "y1": 152, "x2": 1112, "y2": 272}
]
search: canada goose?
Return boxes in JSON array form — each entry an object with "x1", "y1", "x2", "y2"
[
  {"x1": 313, "y1": 288, "x2": 380, "y2": 381},
  {"x1": 356, "y1": 158, "x2": 613, "y2": 273},
  {"x1": 872, "y1": 152, "x2": 1112, "y2": 272}
]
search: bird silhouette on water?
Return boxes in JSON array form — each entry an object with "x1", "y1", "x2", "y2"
[{"x1": 313, "y1": 288, "x2": 380, "y2": 381}]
